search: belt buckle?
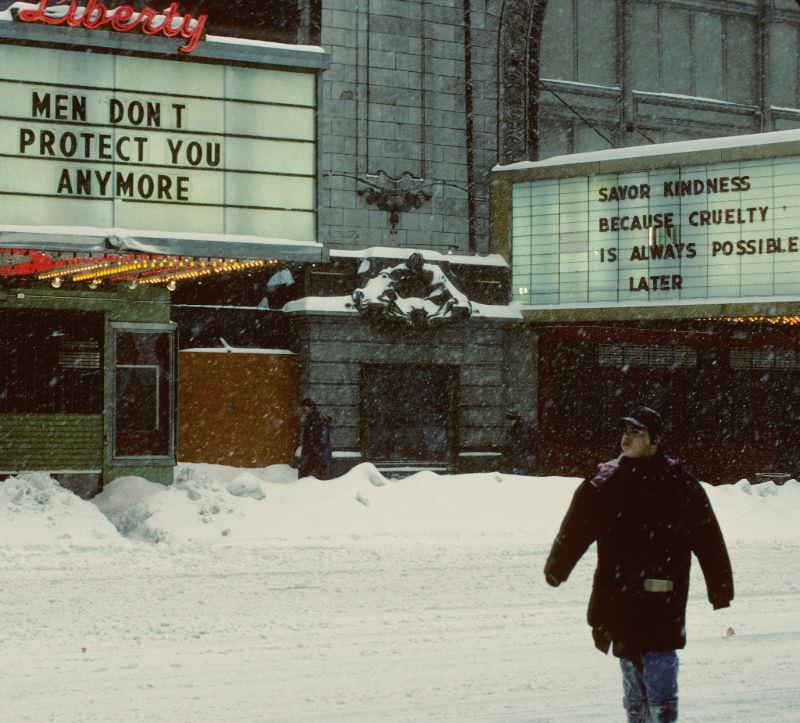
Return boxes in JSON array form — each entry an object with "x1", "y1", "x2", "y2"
[{"x1": 644, "y1": 578, "x2": 674, "y2": 592}]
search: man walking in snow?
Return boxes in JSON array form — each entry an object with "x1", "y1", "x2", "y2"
[
  {"x1": 543, "y1": 406, "x2": 733, "y2": 722},
  {"x1": 295, "y1": 397, "x2": 332, "y2": 480},
  {"x1": 502, "y1": 410, "x2": 538, "y2": 475}
]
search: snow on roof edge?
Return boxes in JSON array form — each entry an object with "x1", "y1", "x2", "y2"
[
  {"x1": 330, "y1": 246, "x2": 508, "y2": 268},
  {"x1": 205, "y1": 34, "x2": 325, "y2": 54},
  {"x1": 281, "y1": 296, "x2": 359, "y2": 315},
  {"x1": 0, "y1": 224, "x2": 322, "y2": 248},
  {"x1": 180, "y1": 347, "x2": 295, "y2": 355},
  {"x1": 494, "y1": 128, "x2": 800, "y2": 174},
  {"x1": 282, "y1": 295, "x2": 523, "y2": 320}
]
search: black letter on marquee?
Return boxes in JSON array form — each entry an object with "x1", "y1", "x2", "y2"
[
  {"x1": 31, "y1": 92, "x2": 51, "y2": 118},
  {"x1": 57, "y1": 168, "x2": 73, "y2": 194},
  {"x1": 19, "y1": 128, "x2": 35, "y2": 153}
]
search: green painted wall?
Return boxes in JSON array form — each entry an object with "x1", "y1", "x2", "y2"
[
  {"x1": 0, "y1": 283, "x2": 174, "y2": 488},
  {"x1": 0, "y1": 414, "x2": 102, "y2": 470},
  {"x1": 105, "y1": 465, "x2": 173, "y2": 486},
  {"x1": 4, "y1": 284, "x2": 171, "y2": 321}
]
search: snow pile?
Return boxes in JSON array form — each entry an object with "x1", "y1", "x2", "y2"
[
  {"x1": 0, "y1": 463, "x2": 797, "y2": 548},
  {"x1": 92, "y1": 464, "x2": 292, "y2": 544},
  {"x1": 0, "y1": 472, "x2": 121, "y2": 545},
  {"x1": 711, "y1": 477, "x2": 800, "y2": 540},
  {"x1": 89, "y1": 463, "x2": 580, "y2": 545}
]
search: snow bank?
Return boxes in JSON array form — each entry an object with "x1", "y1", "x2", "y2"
[
  {"x1": 92, "y1": 464, "x2": 293, "y2": 544},
  {"x1": 89, "y1": 462, "x2": 581, "y2": 545},
  {"x1": 1, "y1": 465, "x2": 798, "y2": 547},
  {"x1": 711, "y1": 477, "x2": 800, "y2": 540},
  {"x1": 0, "y1": 472, "x2": 122, "y2": 545}
]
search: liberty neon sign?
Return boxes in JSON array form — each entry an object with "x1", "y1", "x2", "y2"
[{"x1": 16, "y1": 1, "x2": 208, "y2": 54}]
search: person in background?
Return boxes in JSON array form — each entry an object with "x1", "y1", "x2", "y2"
[
  {"x1": 502, "y1": 410, "x2": 537, "y2": 475},
  {"x1": 294, "y1": 397, "x2": 332, "y2": 480},
  {"x1": 543, "y1": 406, "x2": 733, "y2": 723}
]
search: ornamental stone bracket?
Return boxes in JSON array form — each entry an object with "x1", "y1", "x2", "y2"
[
  {"x1": 357, "y1": 171, "x2": 432, "y2": 236},
  {"x1": 351, "y1": 252, "x2": 472, "y2": 327}
]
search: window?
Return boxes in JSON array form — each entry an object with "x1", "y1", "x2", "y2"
[
  {"x1": 545, "y1": 0, "x2": 759, "y2": 103},
  {"x1": 111, "y1": 324, "x2": 175, "y2": 459},
  {"x1": 535, "y1": 0, "x2": 783, "y2": 160},
  {"x1": 0, "y1": 310, "x2": 103, "y2": 414},
  {"x1": 540, "y1": 0, "x2": 618, "y2": 85},
  {"x1": 179, "y1": 1, "x2": 310, "y2": 44}
]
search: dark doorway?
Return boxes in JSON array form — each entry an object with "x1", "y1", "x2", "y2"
[{"x1": 360, "y1": 364, "x2": 459, "y2": 462}]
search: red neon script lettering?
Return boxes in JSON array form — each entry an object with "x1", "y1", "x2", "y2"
[{"x1": 17, "y1": 1, "x2": 208, "y2": 54}]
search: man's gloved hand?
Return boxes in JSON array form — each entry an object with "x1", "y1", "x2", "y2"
[{"x1": 545, "y1": 573, "x2": 561, "y2": 588}]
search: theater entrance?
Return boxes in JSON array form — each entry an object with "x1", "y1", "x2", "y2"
[{"x1": 360, "y1": 363, "x2": 459, "y2": 463}]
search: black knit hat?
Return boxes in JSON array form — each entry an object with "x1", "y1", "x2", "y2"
[{"x1": 621, "y1": 406, "x2": 663, "y2": 440}]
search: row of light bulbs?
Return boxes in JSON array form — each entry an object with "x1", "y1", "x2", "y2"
[
  {"x1": 138, "y1": 258, "x2": 268, "y2": 286},
  {"x1": 41, "y1": 256, "x2": 275, "y2": 290},
  {"x1": 37, "y1": 257, "x2": 134, "y2": 280},
  {"x1": 704, "y1": 315, "x2": 800, "y2": 326}
]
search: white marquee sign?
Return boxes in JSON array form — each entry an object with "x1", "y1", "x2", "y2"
[
  {"x1": 511, "y1": 157, "x2": 800, "y2": 305},
  {"x1": 0, "y1": 42, "x2": 317, "y2": 243}
]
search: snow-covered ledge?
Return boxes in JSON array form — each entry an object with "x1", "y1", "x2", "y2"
[
  {"x1": 494, "y1": 128, "x2": 800, "y2": 175},
  {"x1": 282, "y1": 295, "x2": 523, "y2": 320}
]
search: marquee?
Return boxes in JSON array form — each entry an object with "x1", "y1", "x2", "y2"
[{"x1": 510, "y1": 154, "x2": 800, "y2": 305}]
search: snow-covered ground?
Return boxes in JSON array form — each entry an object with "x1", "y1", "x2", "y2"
[{"x1": 0, "y1": 463, "x2": 798, "y2": 722}]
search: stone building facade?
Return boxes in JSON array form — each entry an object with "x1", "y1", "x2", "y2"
[
  {"x1": 491, "y1": 2, "x2": 800, "y2": 483},
  {"x1": 316, "y1": 0, "x2": 800, "y2": 255},
  {"x1": 289, "y1": 309, "x2": 536, "y2": 470},
  {"x1": 317, "y1": 0, "x2": 502, "y2": 255},
  {"x1": 104, "y1": 0, "x2": 800, "y2": 474},
  {"x1": 535, "y1": 0, "x2": 800, "y2": 159},
  {"x1": 307, "y1": 0, "x2": 800, "y2": 476},
  {"x1": 299, "y1": 1, "x2": 529, "y2": 468}
]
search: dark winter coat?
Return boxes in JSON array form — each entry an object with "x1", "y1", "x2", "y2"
[
  {"x1": 544, "y1": 451, "x2": 733, "y2": 659},
  {"x1": 503, "y1": 418, "x2": 538, "y2": 474},
  {"x1": 297, "y1": 410, "x2": 332, "y2": 480}
]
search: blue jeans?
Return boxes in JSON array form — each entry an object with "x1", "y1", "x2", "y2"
[{"x1": 620, "y1": 650, "x2": 679, "y2": 722}]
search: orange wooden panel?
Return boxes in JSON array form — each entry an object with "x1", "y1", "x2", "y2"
[{"x1": 177, "y1": 351, "x2": 299, "y2": 467}]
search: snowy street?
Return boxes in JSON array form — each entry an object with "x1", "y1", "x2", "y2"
[
  {"x1": 3, "y1": 3, "x2": 800, "y2": 722},
  {"x1": 1, "y1": 463, "x2": 799, "y2": 723}
]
